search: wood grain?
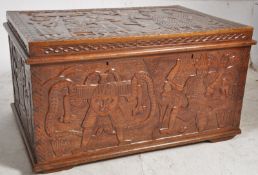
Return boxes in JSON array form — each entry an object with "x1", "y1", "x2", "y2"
[
  {"x1": 6, "y1": 5, "x2": 253, "y2": 57},
  {"x1": 4, "y1": 5, "x2": 256, "y2": 173}
]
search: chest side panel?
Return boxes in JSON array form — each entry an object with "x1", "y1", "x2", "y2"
[{"x1": 9, "y1": 38, "x2": 34, "y2": 146}]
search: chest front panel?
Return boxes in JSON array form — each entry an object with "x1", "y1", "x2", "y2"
[{"x1": 31, "y1": 47, "x2": 250, "y2": 162}]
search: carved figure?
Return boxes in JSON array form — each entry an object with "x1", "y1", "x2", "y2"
[
  {"x1": 159, "y1": 58, "x2": 196, "y2": 134},
  {"x1": 44, "y1": 65, "x2": 157, "y2": 155}
]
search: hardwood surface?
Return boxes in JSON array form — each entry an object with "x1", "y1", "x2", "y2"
[
  {"x1": 6, "y1": 6, "x2": 254, "y2": 58},
  {"x1": 6, "y1": 6, "x2": 248, "y2": 42},
  {"x1": 4, "y1": 5, "x2": 256, "y2": 173}
]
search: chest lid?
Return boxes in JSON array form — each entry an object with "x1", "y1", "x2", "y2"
[{"x1": 5, "y1": 5, "x2": 255, "y2": 64}]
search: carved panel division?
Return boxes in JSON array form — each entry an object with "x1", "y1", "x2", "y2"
[{"x1": 9, "y1": 38, "x2": 34, "y2": 145}]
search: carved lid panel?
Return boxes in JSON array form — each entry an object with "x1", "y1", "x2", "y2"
[{"x1": 5, "y1": 5, "x2": 254, "y2": 59}]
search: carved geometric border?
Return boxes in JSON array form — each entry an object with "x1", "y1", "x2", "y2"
[{"x1": 42, "y1": 32, "x2": 250, "y2": 56}]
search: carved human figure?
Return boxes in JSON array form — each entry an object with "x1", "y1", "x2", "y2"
[
  {"x1": 206, "y1": 53, "x2": 238, "y2": 98},
  {"x1": 159, "y1": 58, "x2": 195, "y2": 134},
  {"x1": 184, "y1": 54, "x2": 212, "y2": 132},
  {"x1": 160, "y1": 81, "x2": 188, "y2": 134},
  {"x1": 45, "y1": 63, "x2": 157, "y2": 155},
  {"x1": 81, "y1": 72, "x2": 128, "y2": 147},
  {"x1": 205, "y1": 53, "x2": 239, "y2": 128},
  {"x1": 80, "y1": 69, "x2": 156, "y2": 148}
]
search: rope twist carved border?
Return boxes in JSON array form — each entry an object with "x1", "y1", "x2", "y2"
[{"x1": 42, "y1": 33, "x2": 250, "y2": 56}]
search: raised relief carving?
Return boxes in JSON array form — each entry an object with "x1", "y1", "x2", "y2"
[
  {"x1": 19, "y1": 6, "x2": 244, "y2": 40},
  {"x1": 184, "y1": 54, "x2": 215, "y2": 132},
  {"x1": 35, "y1": 50, "x2": 242, "y2": 159},
  {"x1": 159, "y1": 57, "x2": 196, "y2": 135},
  {"x1": 7, "y1": 6, "x2": 249, "y2": 57},
  {"x1": 205, "y1": 53, "x2": 240, "y2": 128},
  {"x1": 7, "y1": 5, "x2": 252, "y2": 172},
  {"x1": 42, "y1": 33, "x2": 248, "y2": 55},
  {"x1": 9, "y1": 39, "x2": 34, "y2": 145},
  {"x1": 158, "y1": 52, "x2": 241, "y2": 135},
  {"x1": 43, "y1": 61, "x2": 157, "y2": 156}
]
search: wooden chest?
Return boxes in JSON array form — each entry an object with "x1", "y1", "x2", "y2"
[{"x1": 4, "y1": 5, "x2": 256, "y2": 173}]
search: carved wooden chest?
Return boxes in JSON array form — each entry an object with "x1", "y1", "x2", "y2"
[{"x1": 4, "y1": 5, "x2": 256, "y2": 173}]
